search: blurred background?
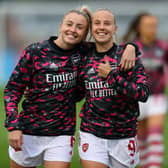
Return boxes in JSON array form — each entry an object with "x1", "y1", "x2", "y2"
[{"x1": 0, "y1": 0, "x2": 168, "y2": 167}]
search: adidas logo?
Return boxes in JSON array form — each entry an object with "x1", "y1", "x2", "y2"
[
  {"x1": 50, "y1": 63, "x2": 58, "y2": 69},
  {"x1": 88, "y1": 68, "x2": 95, "y2": 74}
]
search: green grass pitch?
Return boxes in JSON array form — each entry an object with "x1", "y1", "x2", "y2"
[{"x1": 0, "y1": 88, "x2": 168, "y2": 168}]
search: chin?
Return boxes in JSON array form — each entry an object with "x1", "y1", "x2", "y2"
[
  {"x1": 96, "y1": 40, "x2": 108, "y2": 44},
  {"x1": 65, "y1": 39, "x2": 79, "y2": 46}
]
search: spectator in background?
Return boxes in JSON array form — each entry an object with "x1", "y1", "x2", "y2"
[{"x1": 123, "y1": 12, "x2": 168, "y2": 168}]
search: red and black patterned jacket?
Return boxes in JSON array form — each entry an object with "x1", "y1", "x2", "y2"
[
  {"x1": 4, "y1": 36, "x2": 88, "y2": 136},
  {"x1": 79, "y1": 43, "x2": 149, "y2": 139}
]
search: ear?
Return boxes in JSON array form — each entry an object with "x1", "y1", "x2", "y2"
[
  {"x1": 113, "y1": 25, "x2": 118, "y2": 34},
  {"x1": 60, "y1": 23, "x2": 62, "y2": 33}
]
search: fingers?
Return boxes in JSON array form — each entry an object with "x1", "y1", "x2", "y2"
[
  {"x1": 9, "y1": 130, "x2": 23, "y2": 151},
  {"x1": 104, "y1": 55, "x2": 109, "y2": 64},
  {"x1": 119, "y1": 59, "x2": 135, "y2": 71},
  {"x1": 98, "y1": 56, "x2": 112, "y2": 78},
  {"x1": 98, "y1": 63, "x2": 105, "y2": 77},
  {"x1": 128, "y1": 60, "x2": 135, "y2": 70},
  {"x1": 98, "y1": 63, "x2": 111, "y2": 78},
  {"x1": 119, "y1": 59, "x2": 126, "y2": 71},
  {"x1": 120, "y1": 44, "x2": 136, "y2": 71},
  {"x1": 10, "y1": 141, "x2": 22, "y2": 151},
  {"x1": 9, "y1": 138, "x2": 22, "y2": 151}
]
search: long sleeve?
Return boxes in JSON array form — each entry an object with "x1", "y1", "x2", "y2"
[
  {"x1": 106, "y1": 57, "x2": 149, "y2": 102},
  {"x1": 4, "y1": 45, "x2": 34, "y2": 131},
  {"x1": 124, "y1": 42, "x2": 141, "y2": 56}
]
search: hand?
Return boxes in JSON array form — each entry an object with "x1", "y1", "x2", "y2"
[
  {"x1": 9, "y1": 130, "x2": 23, "y2": 151},
  {"x1": 98, "y1": 55, "x2": 112, "y2": 78},
  {"x1": 119, "y1": 44, "x2": 135, "y2": 71}
]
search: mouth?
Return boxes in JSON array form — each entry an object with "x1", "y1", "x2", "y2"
[
  {"x1": 66, "y1": 33, "x2": 78, "y2": 40},
  {"x1": 96, "y1": 32, "x2": 107, "y2": 37}
]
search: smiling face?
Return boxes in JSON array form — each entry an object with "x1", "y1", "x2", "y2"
[
  {"x1": 57, "y1": 12, "x2": 89, "y2": 49},
  {"x1": 91, "y1": 10, "x2": 117, "y2": 49}
]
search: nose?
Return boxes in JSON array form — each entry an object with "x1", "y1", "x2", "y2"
[
  {"x1": 70, "y1": 25, "x2": 77, "y2": 32},
  {"x1": 99, "y1": 23, "x2": 105, "y2": 29}
]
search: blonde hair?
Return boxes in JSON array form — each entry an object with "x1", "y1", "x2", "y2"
[
  {"x1": 80, "y1": 5, "x2": 92, "y2": 41},
  {"x1": 94, "y1": 8, "x2": 116, "y2": 25},
  {"x1": 63, "y1": 6, "x2": 92, "y2": 41}
]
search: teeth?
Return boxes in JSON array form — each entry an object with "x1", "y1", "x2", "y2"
[
  {"x1": 67, "y1": 34, "x2": 76, "y2": 39},
  {"x1": 68, "y1": 34, "x2": 75, "y2": 38},
  {"x1": 98, "y1": 32, "x2": 106, "y2": 35}
]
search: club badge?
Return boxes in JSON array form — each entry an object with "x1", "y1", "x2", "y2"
[
  {"x1": 82, "y1": 143, "x2": 89, "y2": 152},
  {"x1": 71, "y1": 54, "x2": 81, "y2": 66}
]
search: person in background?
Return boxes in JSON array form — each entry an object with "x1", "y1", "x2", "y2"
[
  {"x1": 4, "y1": 6, "x2": 138, "y2": 168},
  {"x1": 78, "y1": 9, "x2": 149, "y2": 168},
  {"x1": 123, "y1": 12, "x2": 168, "y2": 168}
]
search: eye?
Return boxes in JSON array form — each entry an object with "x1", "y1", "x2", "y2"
[
  {"x1": 65, "y1": 21, "x2": 73, "y2": 27},
  {"x1": 104, "y1": 21, "x2": 111, "y2": 26},
  {"x1": 77, "y1": 25, "x2": 84, "y2": 30},
  {"x1": 93, "y1": 21, "x2": 100, "y2": 25},
  {"x1": 67, "y1": 23, "x2": 72, "y2": 27}
]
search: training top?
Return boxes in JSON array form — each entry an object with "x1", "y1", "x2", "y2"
[
  {"x1": 136, "y1": 39, "x2": 168, "y2": 95},
  {"x1": 4, "y1": 36, "x2": 89, "y2": 136},
  {"x1": 79, "y1": 43, "x2": 149, "y2": 139}
]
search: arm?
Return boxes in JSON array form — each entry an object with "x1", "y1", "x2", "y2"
[
  {"x1": 106, "y1": 57, "x2": 149, "y2": 102},
  {"x1": 4, "y1": 45, "x2": 33, "y2": 131},
  {"x1": 4, "y1": 44, "x2": 34, "y2": 150}
]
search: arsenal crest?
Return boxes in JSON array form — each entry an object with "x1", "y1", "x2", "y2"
[
  {"x1": 71, "y1": 54, "x2": 81, "y2": 66},
  {"x1": 82, "y1": 143, "x2": 89, "y2": 152}
]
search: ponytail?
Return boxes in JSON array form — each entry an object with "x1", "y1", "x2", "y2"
[{"x1": 80, "y1": 5, "x2": 92, "y2": 41}]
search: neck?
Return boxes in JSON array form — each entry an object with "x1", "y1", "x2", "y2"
[
  {"x1": 95, "y1": 41, "x2": 113, "y2": 53},
  {"x1": 54, "y1": 37, "x2": 75, "y2": 50}
]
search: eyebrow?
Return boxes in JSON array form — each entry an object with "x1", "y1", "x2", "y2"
[
  {"x1": 66, "y1": 20, "x2": 85, "y2": 26},
  {"x1": 93, "y1": 19, "x2": 112, "y2": 22}
]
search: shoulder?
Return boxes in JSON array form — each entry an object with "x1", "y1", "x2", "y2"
[
  {"x1": 28, "y1": 39, "x2": 50, "y2": 53},
  {"x1": 78, "y1": 41, "x2": 95, "y2": 58},
  {"x1": 115, "y1": 43, "x2": 130, "y2": 52},
  {"x1": 79, "y1": 41, "x2": 95, "y2": 50},
  {"x1": 25, "y1": 41, "x2": 43, "y2": 51},
  {"x1": 113, "y1": 43, "x2": 125, "y2": 55},
  {"x1": 20, "y1": 40, "x2": 49, "y2": 61}
]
